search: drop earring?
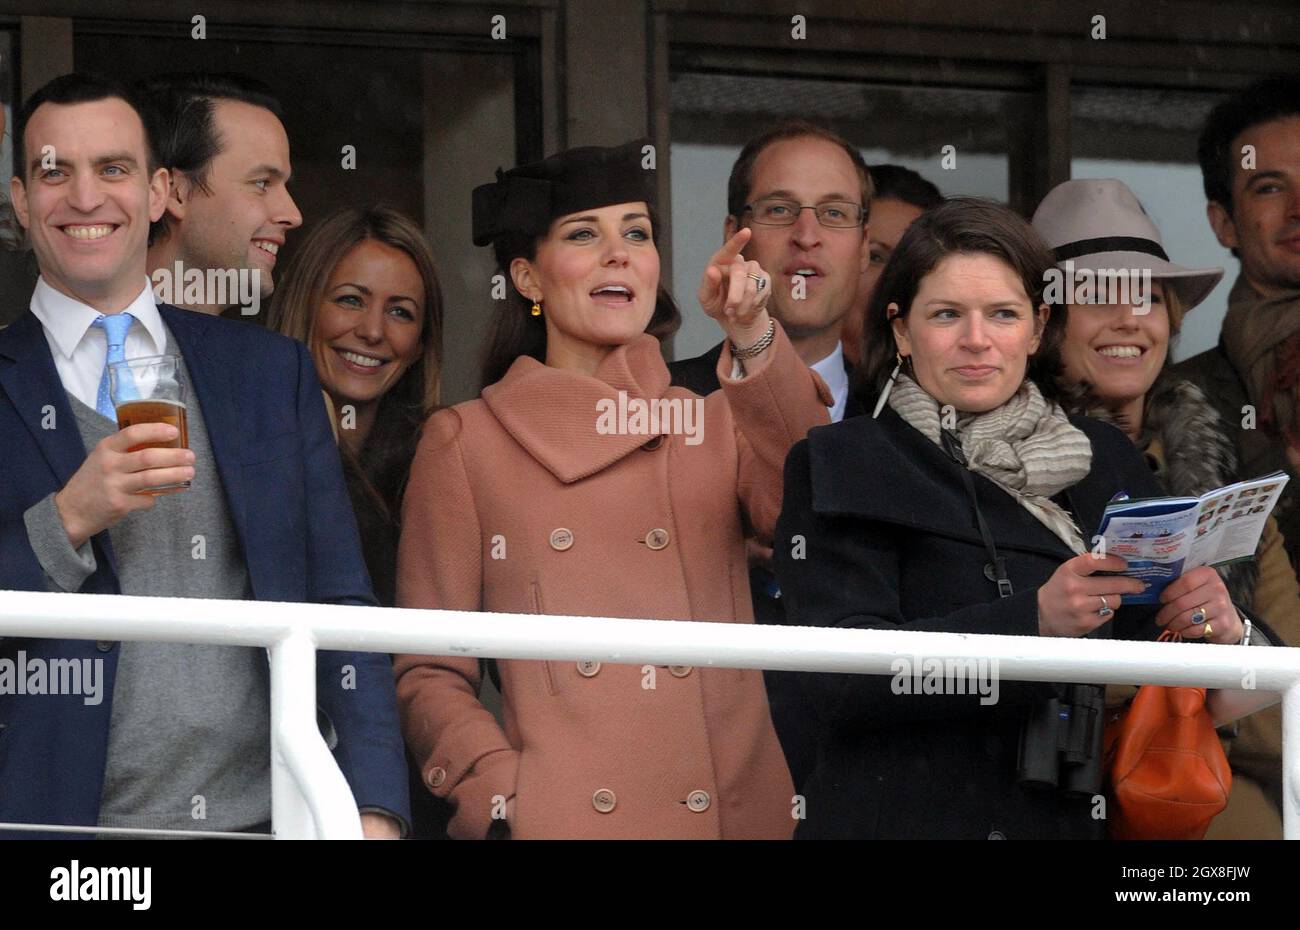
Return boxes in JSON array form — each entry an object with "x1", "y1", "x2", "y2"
[
  {"x1": 872, "y1": 351, "x2": 904, "y2": 419},
  {"x1": 530, "y1": 299, "x2": 542, "y2": 317}
]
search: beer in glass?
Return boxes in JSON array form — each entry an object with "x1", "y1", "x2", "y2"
[{"x1": 108, "y1": 354, "x2": 190, "y2": 495}]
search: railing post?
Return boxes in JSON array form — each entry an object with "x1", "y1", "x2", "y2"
[
  {"x1": 1285, "y1": 684, "x2": 1300, "y2": 841},
  {"x1": 269, "y1": 631, "x2": 362, "y2": 839}
]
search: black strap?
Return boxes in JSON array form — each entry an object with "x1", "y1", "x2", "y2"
[
  {"x1": 940, "y1": 429, "x2": 1014, "y2": 598},
  {"x1": 1051, "y1": 235, "x2": 1169, "y2": 263}
]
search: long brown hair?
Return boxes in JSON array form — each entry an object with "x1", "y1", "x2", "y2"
[
  {"x1": 854, "y1": 196, "x2": 1065, "y2": 410},
  {"x1": 267, "y1": 204, "x2": 443, "y2": 526},
  {"x1": 479, "y1": 203, "x2": 680, "y2": 389}
]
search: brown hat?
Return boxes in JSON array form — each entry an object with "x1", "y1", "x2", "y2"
[{"x1": 1031, "y1": 179, "x2": 1223, "y2": 312}]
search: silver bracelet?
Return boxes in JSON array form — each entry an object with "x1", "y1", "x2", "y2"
[{"x1": 731, "y1": 319, "x2": 776, "y2": 360}]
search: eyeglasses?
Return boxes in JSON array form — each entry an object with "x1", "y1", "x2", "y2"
[{"x1": 741, "y1": 198, "x2": 865, "y2": 229}]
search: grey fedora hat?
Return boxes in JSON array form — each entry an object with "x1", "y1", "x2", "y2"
[{"x1": 1031, "y1": 178, "x2": 1223, "y2": 312}]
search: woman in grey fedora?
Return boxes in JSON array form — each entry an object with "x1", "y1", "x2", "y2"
[{"x1": 1034, "y1": 177, "x2": 1297, "y2": 839}]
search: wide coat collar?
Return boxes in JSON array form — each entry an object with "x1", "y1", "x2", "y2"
[
  {"x1": 0, "y1": 306, "x2": 250, "y2": 582},
  {"x1": 804, "y1": 404, "x2": 1138, "y2": 561},
  {"x1": 482, "y1": 335, "x2": 676, "y2": 484}
]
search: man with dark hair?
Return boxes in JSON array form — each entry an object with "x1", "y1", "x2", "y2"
[
  {"x1": 0, "y1": 73, "x2": 407, "y2": 838},
  {"x1": 843, "y1": 164, "x2": 944, "y2": 365},
  {"x1": 669, "y1": 121, "x2": 870, "y2": 792},
  {"x1": 138, "y1": 72, "x2": 301, "y2": 318},
  {"x1": 1171, "y1": 74, "x2": 1300, "y2": 841},
  {"x1": 671, "y1": 120, "x2": 871, "y2": 417},
  {"x1": 1174, "y1": 75, "x2": 1300, "y2": 564}
]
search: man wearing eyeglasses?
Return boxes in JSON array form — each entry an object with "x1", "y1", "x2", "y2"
[
  {"x1": 670, "y1": 120, "x2": 872, "y2": 423},
  {"x1": 669, "y1": 121, "x2": 873, "y2": 795}
]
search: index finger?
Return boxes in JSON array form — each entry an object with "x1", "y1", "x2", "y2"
[
  {"x1": 709, "y1": 227, "x2": 752, "y2": 268},
  {"x1": 1071, "y1": 553, "x2": 1129, "y2": 575}
]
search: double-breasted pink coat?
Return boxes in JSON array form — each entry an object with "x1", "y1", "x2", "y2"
[{"x1": 395, "y1": 324, "x2": 830, "y2": 839}]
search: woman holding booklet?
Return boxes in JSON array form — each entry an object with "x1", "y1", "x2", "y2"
[
  {"x1": 771, "y1": 197, "x2": 1250, "y2": 840},
  {"x1": 1034, "y1": 178, "x2": 1295, "y2": 838}
]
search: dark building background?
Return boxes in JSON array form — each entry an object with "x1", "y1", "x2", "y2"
[{"x1": 0, "y1": 0, "x2": 1297, "y2": 399}]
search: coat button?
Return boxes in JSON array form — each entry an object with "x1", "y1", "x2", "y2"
[
  {"x1": 576, "y1": 660, "x2": 601, "y2": 677},
  {"x1": 645, "y1": 528, "x2": 670, "y2": 550},
  {"x1": 96, "y1": 641, "x2": 114, "y2": 652},
  {"x1": 686, "y1": 790, "x2": 711, "y2": 812},
  {"x1": 669, "y1": 665, "x2": 692, "y2": 677},
  {"x1": 641, "y1": 435, "x2": 664, "y2": 451},
  {"x1": 592, "y1": 788, "x2": 617, "y2": 813},
  {"x1": 426, "y1": 766, "x2": 447, "y2": 788},
  {"x1": 987, "y1": 830, "x2": 1006, "y2": 840},
  {"x1": 549, "y1": 528, "x2": 574, "y2": 551}
]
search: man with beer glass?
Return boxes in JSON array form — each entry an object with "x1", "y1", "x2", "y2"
[{"x1": 0, "y1": 74, "x2": 408, "y2": 839}]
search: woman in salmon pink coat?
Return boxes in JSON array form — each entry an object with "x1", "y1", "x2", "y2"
[{"x1": 394, "y1": 141, "x2": 830, "y2": 839}]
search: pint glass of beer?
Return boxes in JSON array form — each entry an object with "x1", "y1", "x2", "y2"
[{"x1": 108, "y1": 354, "x2": 190, "y2": 495}]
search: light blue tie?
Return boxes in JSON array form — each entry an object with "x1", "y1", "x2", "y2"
[{"x1": 91, "y1": 312, "x2": 137, "y2": 418}]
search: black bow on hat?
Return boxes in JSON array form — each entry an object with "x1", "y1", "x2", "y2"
[{"x1": 472, "y1": 139, "x2": 656, "y2": 247}]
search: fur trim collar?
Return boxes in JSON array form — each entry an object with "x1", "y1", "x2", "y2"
[{"x1": 1065, "y1": 371, "x2": 1258, "y2": 608}]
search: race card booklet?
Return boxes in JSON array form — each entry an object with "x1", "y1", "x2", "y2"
[{"x1": 1094, "y1": 471, "x2": 1290, "y2": 604}]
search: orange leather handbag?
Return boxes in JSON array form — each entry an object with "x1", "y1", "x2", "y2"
[{"x1": 1103, "y1": 631, "x2": 1232, "y2": 840}]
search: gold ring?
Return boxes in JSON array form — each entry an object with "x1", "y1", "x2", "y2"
[{"x1": 1204, "y1": 621, "x2": 1213, "y2": 637}]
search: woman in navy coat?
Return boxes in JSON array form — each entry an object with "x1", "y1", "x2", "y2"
[{"x1": 771, "y1": 199, "x2": 1250, "y2": 839}]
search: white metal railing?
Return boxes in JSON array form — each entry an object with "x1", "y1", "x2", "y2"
[{"x1": 2, "y1": 588, "x2": 1298, "y2": 839}]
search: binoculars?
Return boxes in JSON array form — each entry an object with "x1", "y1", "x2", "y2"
[{"x1": 1017, "y1": 683, "x2": 1106, "y2": 797}]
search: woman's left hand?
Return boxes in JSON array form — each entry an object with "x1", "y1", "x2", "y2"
[
  {"x1": 1154, "y1": 566, "x2": 1243, "y2": 643},
  {"x1": 698, "y1": 226, "x2": 773, "y2": 349}
]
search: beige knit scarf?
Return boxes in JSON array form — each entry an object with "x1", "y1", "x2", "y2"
[{"x1": 888, "y1": 374, "x2": 1092, "y2": 553}]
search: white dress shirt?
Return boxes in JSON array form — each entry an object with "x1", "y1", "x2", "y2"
[
  {"x1": 28, "y1": 277, "x2": 168, "y2": 414},
  {"x1": 810, "y1": 341, "x2": 849, "y2": 423}
]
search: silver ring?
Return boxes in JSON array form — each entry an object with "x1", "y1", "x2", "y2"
[
  {"x1": 1097, "y1": 595, "x2": 1113, "y2": 619},
  {"x1": 1190, "y1": 605, "x2": 1208, "y2": 625},
  {"x1": 747, "y1": 272, "x2": 767, "y2": 292}
]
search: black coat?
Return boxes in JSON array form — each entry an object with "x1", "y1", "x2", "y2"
[
  {"x1": 770, "y1": 405, "x2": 1167, "y2": 839},
  {"x1": 669, "y1": 340, "x2": 865, "y2": 418},
  {"x1": 667, "y1": 341, "x2": 727, "y2": 398}
]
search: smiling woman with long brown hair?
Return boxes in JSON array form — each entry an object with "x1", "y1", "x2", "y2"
[
  {"x1": 1034, "y1": 178, "x2": 1295, "y2": 839},
  {"x1": 267, "y1": 204, "x2": 442, "y2": 606}
]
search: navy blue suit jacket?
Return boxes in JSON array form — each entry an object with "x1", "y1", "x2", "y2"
[{"x1": 0, "y1": 305, "x2": 410, "y2": 837}]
